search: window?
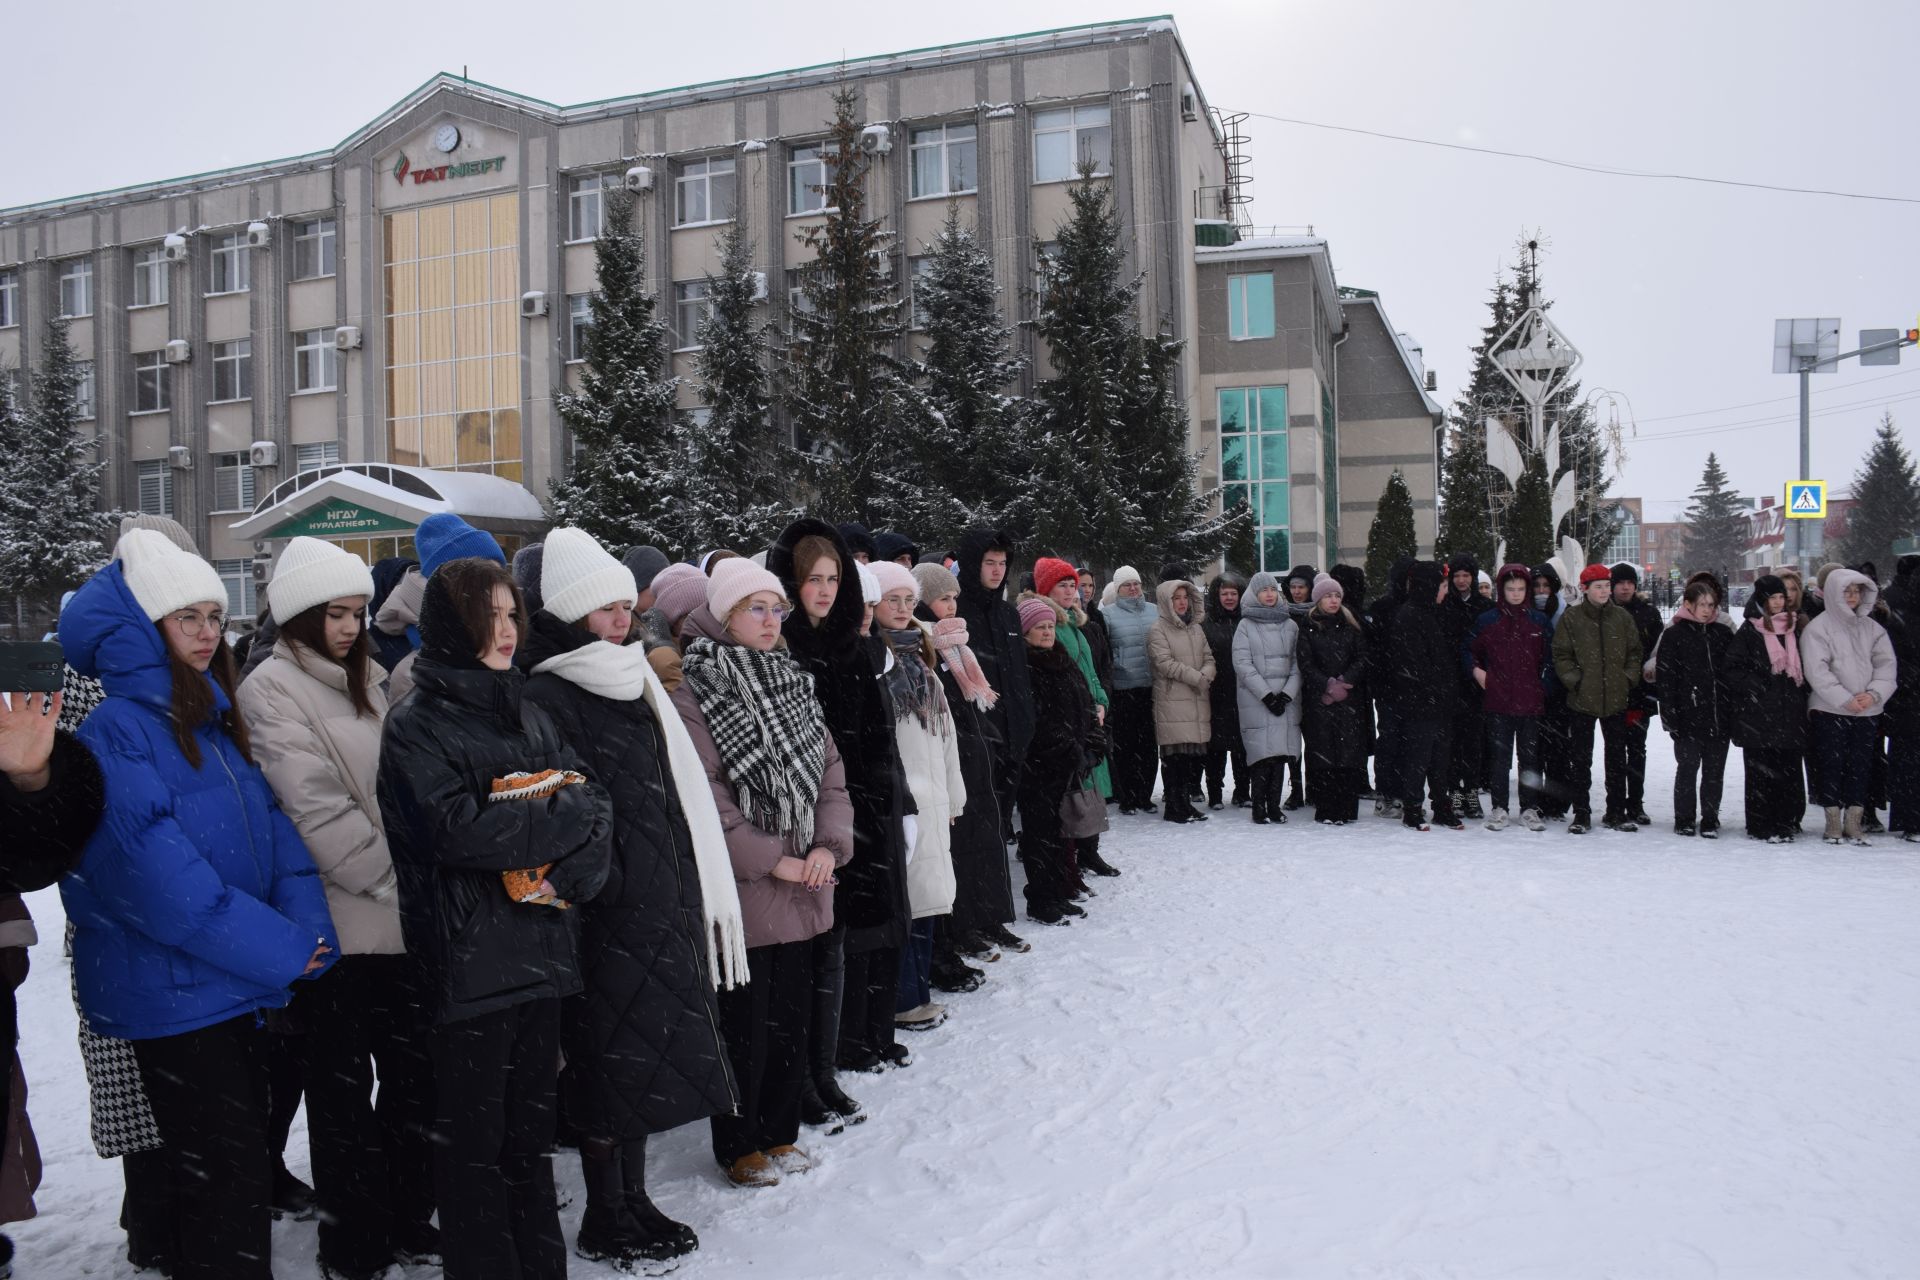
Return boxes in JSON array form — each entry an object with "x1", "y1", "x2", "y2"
[
  {"x1": 293, "y1": 328, "x2": 336, "y2": 392},
  {"x1": 135, "y1": 459, "x2": 173, "y2": 516},
  {"x1": 909, "y1": 123, "x2": 978, "y2": 199},
  {"x1": 568, "y1": 173, "x2": 617, "y2": 242},
  {"x1": 1218, "y1": 385, "x2": 1291, "y2": 572},
  {"x1": 211, "y1": 339, "x2": 252, "y2": 402},
  {"x1": 788, "y1": 144, "x2": 832, "y2": 215},
  {"x1": 1032, "y1": 104, "x2": 1111, "y2": 182},
  {"x1": 674, "y1": 282, "x2": 711, "y2": 349},
  {"x1": 58, "y1": 259, "x2": 94, "y2": 317},
  {"x1": 212, "y1": 452, "x2": 256, "y2": 512},
  {"x1": 133, "y1": 351, "x2": 170, "y2": 413},
  {"x1": 567, "y1": 293, "x2": 596, "y2": 362},
  {"x1": 786, "y1": 268, "x2": 823, "y2": 318},
  {"x1": 209, "y1": 233, "x2": 250, "y2": 294},
  {"x1": 1227, "y1": 272, "x2": 1275, "y2": 341},
  {"x1": 907, "y1": 256, "x2": 935, "y2": 330},
  {"x1": 295, "y1": 440, "x2": 342, "y2": 473},
  {"x1": 293, "y1": 217, "x2": 337, "y2": 279},
  {"x1": 215, "y1": 559, "x2": 257, "y2": 622},
  {"x1": 675, "y1": 157, "x2": 736, "y2": 227},
  {"x1": 0, "y1": 270, "x2": 15, "y2": 327},
  {"x1": 75, "y1": 361, "x2": 96, "y2": 419},
  {"x1": 133, "y1": 247, "x2": 170, "y2": 308},
  {"x1": 1603, "y1": 509, "x2": 1641, "y2": 566},
  {"x1": 686, "y1": 406, "x2": 713, "y2": 429}
]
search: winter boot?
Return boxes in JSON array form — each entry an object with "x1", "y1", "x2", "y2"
[
  {"x1": 1520, "y1": 808, "x2": 1546, "y2": 832},
  {"x1": 271, "y1": 1163, "x2": 316, "y2": 1221},
  {"x1": 1845, "y1": 806, "x2": 1871, "y2": 846},
  {"x1": 1568, "y1": 812, "x2": 1591, "y2": 835},
  {"x1": 1822, "y1": 806, "x2": 1844, "y2": 845},
  {"x1": 984, "y1": 922, "x2": 1031, "y2": 953},
  {"x1": 1484, "y1": 807, "x2": 1509, "y2": 831},
  {"x1": 1675, "y1": 819, "x2": 1696, "y2": 837},
  {"x1": 798, "y1": 1080, "x2": 845, "y2": 1134},
  {"x1": 929, "y1": 954, "x2": 985, "y2": 994},
  {"x1": 1080, "y1": 847, "x2": 1122, "y2": 877},
  {"x1": 619, "y1": 1139, "x2": 700, "y2": 1264},
  {"x1": 719, "y1": 1153, "x2": 780, "y2": 1187},
  {"x1": 766, "y1": 1145, "x2": 812, "y2": 1175},
  {"x1": 1461, "y1": 792, "x2": 1485, "y2": 820},
  {"x1": 575, "y1": 1140, "x2": 651, "y2": 1267}
]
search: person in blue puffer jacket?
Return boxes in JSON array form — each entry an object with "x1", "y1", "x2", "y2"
[
  {"x1": 1103, "y1": 565, "x2": 1160, "y2": 813},
  {"x1": 59, "y1": 529, "x2": 337, "y2": 1280}
]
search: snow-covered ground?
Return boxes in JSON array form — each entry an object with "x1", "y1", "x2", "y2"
[{"x1": 13, "y1": 730, "x2": 1920, "y2": 1279}]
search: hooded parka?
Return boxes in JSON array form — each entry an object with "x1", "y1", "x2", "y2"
[
  {"x1": 1389, "y1": 562, "x2": 1457, "y2": 722},
  {"x1": 1203, "y1": 575, "x2": 1245, "y2": 753},
  {"x1": 953, "y1": 528, "x2": 1036, "y2": 763},
  {"x1": 1147, "y1": 580, "x2": 1214, "y2": 748},
  {"x1": 1231, "y1": 591, "x2": 1303, "y2": 763},
  {"x1": 1298, "y1": 606, "x2": 1370, "y2": 768},
  {"x1": 1801, "y1": 568, "x2": 1899, "y2": 717}
]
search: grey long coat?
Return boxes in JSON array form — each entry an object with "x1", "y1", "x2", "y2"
[{"x1": 1232, "y1": 602, "x2": 1304, "y2": 763}]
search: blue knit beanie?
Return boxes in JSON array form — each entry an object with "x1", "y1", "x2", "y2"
[{"x1": 415, "y1": 513, "x2": 504, "y2": 577}]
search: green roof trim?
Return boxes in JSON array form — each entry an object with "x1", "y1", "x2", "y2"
[{"x1": 0, "y1": 16, "x2": 1177, "y2": 220}]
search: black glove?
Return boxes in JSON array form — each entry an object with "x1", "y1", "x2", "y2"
[{"x1": 1262, "y1": 691, "x2": 1291, "y2": 716}]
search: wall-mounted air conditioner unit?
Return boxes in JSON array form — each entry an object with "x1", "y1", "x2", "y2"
[
  {"x1": 858, "y1": 124, "x2": 892, "y2": 155},
  {"x1": 162, "y1": 232, "x2": 190, "y2": 263},
  {"x1": 624, "y1": 165, "x2": 654, "y2": 193},
  {"x1": 246, "y1": 220, "x2": 270, "y2": 248},
  {"x1": 1181, "y1": 83, "x2": 1198, "y2": 122},
  {"x1": 167, "y1": 445, "x2": 193, "y2": 470},
  {"x1": 520, "y1": 291, "x2": 549, "y2": 318},
  {"x1": 164, "y1": 339, "x2": 191, "y2": 364},
  {"x1": 248, "y1": 441, "x2": 279, "y2": 467},
  {"x1": 334, "y1": 325, "x2": 363, "y2": 351}
]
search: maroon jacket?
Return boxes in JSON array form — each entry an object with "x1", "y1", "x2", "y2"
[{"x1": 1468, "y1": 600, "x2": 1557, "y2": 718}]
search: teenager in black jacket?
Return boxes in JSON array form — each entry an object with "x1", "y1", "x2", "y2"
[
  {"x1": 1365, "y1": 557, "x2": 1413, "y2": 816},
  {"x1": 1390, "y1": 562, "x2": 1461, "y2": 830},
  {"x1": 954, "y1": 528, "x2": 1034, "y2": 827},
  {"x1": 1728, "y1": 575, "x2": 1810, "y2": 841},
  {"x1": 1655, "y1": 580, "x2": 1736, "y2": 836},
  {"x1": 377, "y1": 558, "x2": 613, "y2": 1280},
  {"x1": 1298, "y1": 576, "x2": 1370, "y2": 824},
  {"x1": 1202, "y1": 573, "x2": 1247, "y2": 809},
  {"x1": 1439, "y1": 553, "x2": 1495, "y2": 818},
  {"x1": 1612, "y1": 564, "x2": 1665, "y2": 826},
  {"x1": 1017, "y1": 599, "x2": 1099, "y2": 925},
  {"x1": 1531, "y1": 563, "x2": 1574, "y2": 819}
]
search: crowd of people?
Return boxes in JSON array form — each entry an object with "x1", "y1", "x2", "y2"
[{"x1": 3, "y1": 510, "x2": 1918, "y2": 1280}]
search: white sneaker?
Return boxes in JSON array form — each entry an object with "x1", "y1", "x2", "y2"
[
  {"x1": 1484, "y1": 807, "x2": 1509, "y2": 831},
  {"x1": 1520, "y1": 808, "x2": 1546, "y2": 832}
]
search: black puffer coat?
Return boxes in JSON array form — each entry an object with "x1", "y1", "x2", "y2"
[
  {"x1": 768, "y1": 519, "x2": 908, "y2": 952},
  {"x1": 917, "y1": 610, "x2": 1013, "y2": 934},
  {"x1": 1082, "y1": 598, "x2": 1115, "y2": 696},
  {"x1": 1439, "y1": 554, "x2": 1495, "y2": 703},
  {"x1": 1621, "y1": 594, "x2": 1665, "y2": 714},
  {"x1": 1299, "y1": 608, "x2": 1371, "y2": 768},
  {"x1": 955, "y1": 528, "x2": 1035, "y2": 765},
  {"x1": 1203, "y1": 575, "x2": 1245, "y2": 751},
  {"x1": 1390, "y1": 562, "x2": 1456, "y2": 723},
  {"x1": 1655, "y1": 616, "x2": 1734, "y2": 741},
  {"x1": 1018, "y1": 642, "x2": 1096, "y2": 847},
  {"x1": 376, "y1": 585, "x2": 614, "y2": 1026},
  {"x1": 520, "y1": 612, "x2": 735, "y2": 1140},
  {"x1": 1365, "y1": 557, "x2": 1413, "y2": 708},
  {"x1": 1727, "y1": 618, "x2": 1810, "y2": 751}
]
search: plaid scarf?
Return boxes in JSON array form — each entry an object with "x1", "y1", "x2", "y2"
[{"x1": 683, "y1": 636, "x2": 828, "y2": 848}]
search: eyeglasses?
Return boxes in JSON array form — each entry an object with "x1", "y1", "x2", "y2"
[
  {"x1": 168, "y1": 609, "x2": 226, "y2": 637},
  {"x1": 743, "y1": 604, "x2": 790, "y2": 622}
]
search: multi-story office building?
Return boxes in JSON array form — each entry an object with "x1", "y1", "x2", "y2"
[{"x1": 0, "y1": 15, "x2": 1438, "y2": 617}]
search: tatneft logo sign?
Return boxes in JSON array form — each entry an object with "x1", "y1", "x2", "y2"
[{"x1": 391, "y1": 152, "x2": 508, "y2": 186}]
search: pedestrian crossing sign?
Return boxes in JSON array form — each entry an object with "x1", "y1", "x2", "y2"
[{"x1": 1785, "y1": 481, "x2": 1827, "y2": 518}]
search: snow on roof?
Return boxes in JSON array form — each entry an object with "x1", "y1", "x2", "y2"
[
  {"x1": 229, "y1": 463, "x2": 545, "y2": 541},
  {"x1": 1339, "y1": 293, "x2": 1445, "y2": 420}
]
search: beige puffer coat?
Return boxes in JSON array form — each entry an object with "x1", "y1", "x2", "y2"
[
  {"x1": 1147, "y1": 579, "x2": 1214, "y2": 748},
  {"x1": 238, "y1": 644, "x2": 402, "y2": 954}
]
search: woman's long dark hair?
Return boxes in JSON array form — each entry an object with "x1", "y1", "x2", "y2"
[
  {"x1": 159, "y1": 628, "x2": 252, "y2": 769},
  {"x1": 279, "y1": 601, "x2": 378, "y2": 718}
]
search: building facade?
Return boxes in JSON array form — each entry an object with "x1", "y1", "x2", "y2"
[{"x1": 0, "y1": 16, "x2": 1431, "y2": 603}]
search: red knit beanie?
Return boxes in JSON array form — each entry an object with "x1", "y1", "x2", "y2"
[
  {"x1": 1033, "y1": 556, "x2": 1079, "y2": 598},
  {"x1": 1578, "y1": 563, "x2": 1613, "y2": 586}
]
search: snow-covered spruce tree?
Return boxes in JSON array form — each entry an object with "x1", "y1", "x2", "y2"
[
  {"x1": 546, "y1": 189, "x2": 680, "y2": 554},
  {"x1": 1679, "y1": 452, "x2": 1749, "y2": 579},
  {"x1": 780, "y1": 85, "x2": 929, "y2": 530},
  {"x1": 0, "y1": 318, "x2": 117, "y2": 629},
  {"x1": 1504, "y1": 456, "x2": 1556, "y2": 567},
  {"x1": 1436, "y1": 417, "x2": 1497, "y2": 569},
  {"x1": 912, "y1": 204, "x2": 1042, "y2": 550},
  {"x1": 1839, "y1": 411, "x2": 1920, "y2": 576},
  {"x1": 1028, "y1": 170, "x2": 1238, "y2": 569},
  {"x1": 1363, "y1": 468, "x2": 1419, "y2": 589},
  {"x1": 655, "y1": 216, "x2": 800, "y2": 557}
]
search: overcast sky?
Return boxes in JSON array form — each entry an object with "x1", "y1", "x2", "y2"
[{"x1": 10, "y1": 0, "x2": 1915, "y2": 522}]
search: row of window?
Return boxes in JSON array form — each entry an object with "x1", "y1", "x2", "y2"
[
  {"x1": 563, "y1": 108, "x2": 1106, "y2": 241},
  {"x1": 132, "y1": 441, "x2": 340, "y2": 521},
  {"x1": 63, "y1": 332, "x2": 339, "y2": 417},
  {"x1": 0, "y1": 220, "x2": 335, "y2": 325}
]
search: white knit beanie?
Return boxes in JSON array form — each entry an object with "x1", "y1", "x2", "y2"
[
  {"x1": 857, "y1": 562, "x2": 881, "y2": 604},
  {"x1": 868, "y1": 559, "x2": 919, "y2": 603},
  {"x1": 1111, "y1": 565, "x2": 1142, "y2": 587},
  {"x1": 116, "y1": 529, "x2": 228, "y2": 622},
  {"x1": 540, "y1": 526, "x2": 638, "y2": 624},
  {"x1": 707, "y1": 556, "x2": 787, "y2": 619},
  {"x1": 267, "y1": 536, "x2": 377, "y2": 625}
]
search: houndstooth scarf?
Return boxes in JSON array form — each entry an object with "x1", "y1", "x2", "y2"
[{"x1": 682, "y1": 636, "x2": 828, "y2": 849}]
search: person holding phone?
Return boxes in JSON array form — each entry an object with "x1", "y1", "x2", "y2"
[{"x1": 57, "y1": 529, "x2": 339, "y2": 1280}]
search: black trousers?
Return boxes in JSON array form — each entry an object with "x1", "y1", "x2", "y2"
[
  {"x1": 133, "y1": 1014, "x2": 274, "y2": 1280},
  {"x1": 806, "y1": 926, "x2": 846, "y2": 1085},
  {"x1": 837, "y1": 945, "x2": 900, "y2": 1065},
  {"x1": 714, "y1": 940, "x2": 811, "y2": 1166},
  {"x1": 1313, "y1": 765, "x2": 1364, "y2": 822},
  {"x1": 1373, "y1": 701, "x2": 1405, "y2": 799},
  {"x1": 1888, "y1": 733, "x2": 1920, "y2": 832},
  {"x1": 1568, "y1": 712, "x2": 1631, "y2": 820},
  {"x1": 1204, "y1": 739, "x2": 1247, "y2": 804},
  {"x1": 1109, "y1": 688, "x2": 1160, "y2": 807},
  {"x1": 1673, "y1": 736, "x2": 1730, "y2": 827},
  {"x1": 1400, "y1": 718, "x2": 1455, "y2": 824},
  {"x1": 432, "y1": 999, "x2": 565, "y2": 1280},
  {"x1": 1451, "y1": 700, "x2": 1486, "y2": 793},
  {"x1": 1811, "y1": 712, "x2": 1880, "y2": 808},
  {"x1": 1744, "y1": 746, "x2": 1805, "y2": 838},
  {"x1": 305, "y1": 954, "x2": 436, "y2": 1273},
  {"x1": 1537, "y1": 703, "x2": 1575, "y2": 817},
  {"x1": 1484, "y1": 713, "x2": 1543, "y2": 813},
  {"x1": 1622, "y1": 712, "x2": 1651, "y2": 811}
]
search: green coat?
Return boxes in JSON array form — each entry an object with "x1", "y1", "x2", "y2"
[
  {"x1": 1551, "y1": 599, "x2": 1645, "y2": 719},
  {"x1": 1050, "y1": 603, "x2": 1114, "y2": 800}
]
